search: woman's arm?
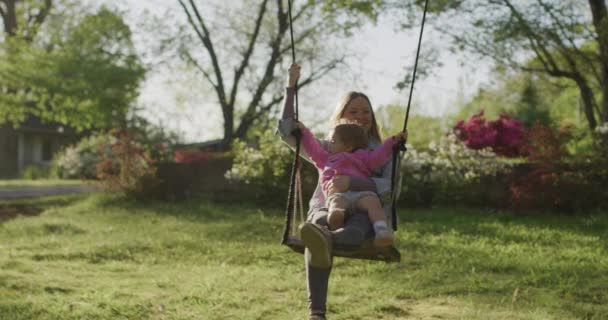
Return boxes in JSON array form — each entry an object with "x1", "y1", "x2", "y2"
[{"x1": 277, "y1": 64, "x2": 299, "y2": 146}]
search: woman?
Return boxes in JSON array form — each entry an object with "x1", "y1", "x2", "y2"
[{"x1": 278, "y1": 64, "x2": 402, "y2": 320}]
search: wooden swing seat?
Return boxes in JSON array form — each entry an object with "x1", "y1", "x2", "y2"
[{"x1": 283, "y1": 235, "x2": 401, "y2": 263}]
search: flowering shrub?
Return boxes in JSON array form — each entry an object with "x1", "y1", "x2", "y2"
[
  {"x1": 401, "y1": 133, "x2": 513, "y2": 206},
  {"x1": 594, "y1": 122, "x2": 608, "y2": 154},
  {"x1": 508, "y1": 123, "x2": 608, "y2": 212},
  {"x1": 96, "y1": 128, "x2": 162, "y2": 199},
  {"x1": 226, "y1": 128, "x2": 291, "y2": 185},
  {"x1": 454, "y1": 110, "x2": 526, "y2": 157},
  {"x1": 52, "y1": 134, "x2": 113, "y2": 179},
  {"x1": 226, "y1": 128, "x2": 317, "y2": 200}
]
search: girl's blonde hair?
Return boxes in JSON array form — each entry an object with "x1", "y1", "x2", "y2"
[
  {"x1": 330, "y1": 91, "x2": 382, "y2": 142},
  {"x1": 331, "y1": 121, "x2": 369, "y2": 151}
]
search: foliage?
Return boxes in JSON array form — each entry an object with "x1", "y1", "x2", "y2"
[
  {"x1": 95, "y1": 128, "x2": 161, "y2": 199},
  {"x1": 509, "y1": 123, "x2": 608, "y2": 212},
  {"x1": 20, "y1": 165, "x2": 56, "y2": 180},
  {"x1": 376, "y1": 104, "x2": 445, "y2": 150},
  {"x1": 52, "y1": 115, "x2": 177, "y2": 182},
  {"x1": 401, "y1": 133, "x2": 513, "y2": 206},
  {"x1": 52, "y1": 134, "x2": 113, "y2": 179},
  {"x1": 595, "y1": 122, "x2": 608, "y2": 153},
  {"x1": 225, "y1": 127, "x2": 293, "y2": 197},
  {"x1": 0, "y1": 6, "x2": 145, "y2": 131},
  {"x1": 512, "y1": 77, "x2": 551, "y2": 129},
  {"x1": 454, "y1": 110, "x2": 526, "y2": 157}
]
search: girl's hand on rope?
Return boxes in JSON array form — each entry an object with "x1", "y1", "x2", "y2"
[
  {"x1": 327, "y1": 175, "x2": 350, "y2": 195},
  {"x1": 287, "y1": 63, "x2": 301, "y2": 88}
]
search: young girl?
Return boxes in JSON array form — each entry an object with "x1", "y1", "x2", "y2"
[{"x1": 296, "y1": 120, "x2": 406, "y2": 247}]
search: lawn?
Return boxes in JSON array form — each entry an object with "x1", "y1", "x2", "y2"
[{"x1": 0, "y1": 194, "x2": 606, "y2": 320}]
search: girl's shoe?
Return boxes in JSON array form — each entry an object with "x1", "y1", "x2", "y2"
[{"x1": 373, "y1": 227, "x2": 394, "y2": 247}]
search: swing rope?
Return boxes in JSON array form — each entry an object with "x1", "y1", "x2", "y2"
[
  {"x1": 390, "y1": 0, "x2": 429, "y2": 231},
  {"x1": 283, "y1": 0, "x2": 429, "y2": 245},
  {"x1": 281, "y1": 0, "x2": 301, "y2": 245}
]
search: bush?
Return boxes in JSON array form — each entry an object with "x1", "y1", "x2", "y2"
[
  {"x1": 52, "y1": 134, "x2": 113, "y2": 179},
  {"x1": 400, "y1": 133, "x2": 513, "y2": 207},
  {"x1": 226, "y1": 128, "x2": 316, "y2": 201},
  {"x1": 96, "y1": 128, "x2": 162, "y2": 200},
  {"x1": 510, "y1": 123, "x2": 608, "y2": 213},
  {"x1": 21, "y1": 165, "x2": 55, "y2": 180},
  {"x1": 454, "y1": 110, "x2": 526, "y2": 157}
]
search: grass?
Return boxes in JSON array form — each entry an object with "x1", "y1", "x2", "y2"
[
  {"x1": 0, "y1": 179, "x2": 91, "y2": 188},
  {"x1": 0, "y1": 194, "x2": 606, "y2": 320}
]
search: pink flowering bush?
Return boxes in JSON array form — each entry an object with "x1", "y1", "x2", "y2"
[{"x1": 454, "y1": 110, "x2": 526, "y2": 157}]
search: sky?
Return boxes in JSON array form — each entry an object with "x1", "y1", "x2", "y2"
[{"x1": 100, "y1": 0, "x2": 492, "y2": 143}]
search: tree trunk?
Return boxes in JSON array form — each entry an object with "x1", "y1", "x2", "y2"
[
  {"x1": 1, "y1": 0, "x2": 18, "y2": 36},
  {"x1": 575, "y1": 76, "x2": 598, "y2": 130},
  {"x1": 221, "y1": 104, "x2": 233, "y2": 150},
  {"x1": 589, "y1": 0, "x2": 608, "y2": 123}
]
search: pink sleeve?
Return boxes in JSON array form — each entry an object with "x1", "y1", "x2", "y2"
[
  {"x1": 300, "y1": 127, "x2": 328, "y2": 168},
  {"x1": 362, "y1": 136, "x2": 398, "y2": 170}
]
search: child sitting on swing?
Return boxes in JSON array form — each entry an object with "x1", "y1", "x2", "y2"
[{"x1": 295, "y1": 120, "x2": 406, "y2": 247}]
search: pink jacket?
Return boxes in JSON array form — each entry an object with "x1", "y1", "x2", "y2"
[{"x1": 300, "y1": 127, "x2": 399, "y2": 194}]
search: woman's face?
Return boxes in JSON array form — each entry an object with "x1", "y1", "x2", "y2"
[{"x1": 341, "y1": 97, "x2": 372, "y2": 130}]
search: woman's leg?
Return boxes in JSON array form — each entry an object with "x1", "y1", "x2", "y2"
[
  {"x1": 303, "y1": 208, "x2": 374, "y2": 317},
  {"x1": 332, "y1": 209, "x2": 373, "y2": 247},
  {"x1": 304, "y1": 210, "x2": 332, "y2": 317}
]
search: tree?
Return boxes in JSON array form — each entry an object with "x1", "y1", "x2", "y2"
[
  {"x1": 0, "y1": 0, "x2": 52, "y2": 40},
  {"x1": 409, "y1": 0, "x2": 607, "y2": 131},
  {"x1": 175, "y1": 0, "x2": 350, "y2": 149},
  {"x1": 323, "y1": 0, "x2": 608, "y2": 131},
  {"x1": 0, "y1": 4, "x2": 146, "y2": 130}
]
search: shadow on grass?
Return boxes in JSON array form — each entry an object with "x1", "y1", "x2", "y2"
[{"x1": 0, "y1": 194, "x2": 85, "y2": 224}]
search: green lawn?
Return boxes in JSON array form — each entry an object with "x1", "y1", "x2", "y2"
[
  {"x1": 0, "y1": 179, "x2": 91, "y2": 188},
  {"x1": 0, "y1": 194, "x2": 606, "y2": 319}
]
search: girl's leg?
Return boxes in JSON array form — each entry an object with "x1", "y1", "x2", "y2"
[
  {"x1": 356, "y1": 195, "x2": 385, "y2": 223},
  {"x1": 356, "y1": 195, "x2": 394, "y2": 247},
  {"x1": 327, "y1": 195, "x2": 349, "y2": 230}
]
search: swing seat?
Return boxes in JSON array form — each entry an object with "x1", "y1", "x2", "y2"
[{"x1": 283, "y1": 235, "x2": 401, "y2": 263}]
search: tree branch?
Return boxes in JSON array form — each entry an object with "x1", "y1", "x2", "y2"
[
  {"x1": 181, "y1": 49, "x2": 218, "y2": 89},
  {"x1": 0, "y1": 2, "x2": 6, "y2": 20},
  {"x1": 179, "y1": 0, "x2": 227, "y2": 107},
  {"x1": 536, "y1": 0, "x2": 602, "y2": 83},
  {"x1": 228, "y1": 0, "x2": 268, "y2": 107}
]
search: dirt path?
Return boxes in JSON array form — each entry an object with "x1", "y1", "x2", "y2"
[{"x1": 0, "y1": 185, "x2": 99, "y2": 200}]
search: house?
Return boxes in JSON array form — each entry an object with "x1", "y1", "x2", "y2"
[{"x1": 0, "y1": 117, "x2": 81, "y2": 178}]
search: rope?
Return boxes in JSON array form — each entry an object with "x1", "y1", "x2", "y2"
[
  {"x1": 391, "y1": 0, "x2": 429, "y2": 231},
  {"x1": 281, "y1": 0, "x2": 302, "y2": 245}
]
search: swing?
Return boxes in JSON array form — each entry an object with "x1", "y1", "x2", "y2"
[{"x1": 281, "y1": 0, "x2": 430, "y2": 263}]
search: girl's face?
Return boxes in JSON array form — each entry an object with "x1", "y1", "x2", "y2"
[
  {"x1": 341, "y1": 97, "x2": 372, "y2": 130},
  {"x1": 328, "y1": 132, "x2": 352, "y2": 154}
]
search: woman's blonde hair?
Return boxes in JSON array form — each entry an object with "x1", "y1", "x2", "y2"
[{"x1": 330, "y1": 91, "x2": 382, "y2": 142}]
